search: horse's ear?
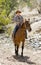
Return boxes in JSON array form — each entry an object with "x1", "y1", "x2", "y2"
[{"x1": 25, "y1": 19, "x2": 27, "y2": 22}]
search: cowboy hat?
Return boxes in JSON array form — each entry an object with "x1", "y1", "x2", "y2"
[{"x1": 15, "y1": 10, "x2": 21, "y2": 14}]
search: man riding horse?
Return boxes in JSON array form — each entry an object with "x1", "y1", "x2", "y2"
[{"x1": 13, "y1": 10, "x2": 27, "y2": 39}]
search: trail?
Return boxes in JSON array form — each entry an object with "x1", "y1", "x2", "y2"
[{"x1": 0, "y1": 33, "x2": 41, "y2": 65}]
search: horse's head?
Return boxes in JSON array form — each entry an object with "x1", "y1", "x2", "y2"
[{"x1": 25, "y1": 20, "x2": 32, "y2": 32}]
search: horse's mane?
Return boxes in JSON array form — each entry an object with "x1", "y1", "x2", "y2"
[
  {"x1": 21, "y1": 20, "x2": 28, "y2": 27},
  {"x1": 21, "y1": 20, "x2": 30, "y2": 28},
  {"x1": 21, "y1": 22, "x2": 24, "y2": 28}
]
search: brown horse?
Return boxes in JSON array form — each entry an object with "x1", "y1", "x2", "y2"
[{"x1": 12, "y1": 20, "x2": 32, "y2": 56}]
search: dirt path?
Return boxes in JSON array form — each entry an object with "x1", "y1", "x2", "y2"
[
  {"x1": 0, "y1": 38, "x2": 41, "y2": 65},
  {"x1": 0, "y1": 33, "x2": 41, "y2": 65}
]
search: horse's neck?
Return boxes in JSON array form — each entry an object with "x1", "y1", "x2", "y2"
[{"x1": 20, "y1": 23, "x2": 26, "y2": 31}]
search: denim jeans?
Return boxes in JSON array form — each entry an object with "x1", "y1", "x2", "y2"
[{"x1": 13, "y1": 25, "x2": 19, "y2": 37}]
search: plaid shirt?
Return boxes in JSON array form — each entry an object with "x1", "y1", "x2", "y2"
[{"x1": 14, "y1": 15, "x2": 23, "y2": 24}]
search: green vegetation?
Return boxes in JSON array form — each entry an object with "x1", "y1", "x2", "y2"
[
  {"x1": 0, "y1": 0, "x2": 18, "y2": 30},
  {"x1": 0, "y1": 0, "x2": 41, "y2": 33}
]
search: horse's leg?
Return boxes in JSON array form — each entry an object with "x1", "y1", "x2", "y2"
[
  {"x1": 15, "y1": 44, "x2": 19, "y2": 55},
  {"x1": 16, "y1": 45, "x2": 19, "y2": 55},
  {"x1": 21, "y1": 42, "x2": 24, "y2": 56},
  {"x1": 15, "y1": 44, "x2": 17, "y2": 55}
]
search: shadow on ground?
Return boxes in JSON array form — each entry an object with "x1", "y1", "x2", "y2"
[
  {"x1": 7, "y1": 55, "x2": 36, "y2": 65},
  {"x1": 7, "y1": 55, "x2": 36, "y2": 64},
  {"x1": 12, "y1": 55, "x2": 36, "y2": 64}
]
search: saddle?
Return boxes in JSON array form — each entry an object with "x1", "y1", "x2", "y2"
[{"x1": 13, "y1": 22, "x2": 27, "y2": 39}]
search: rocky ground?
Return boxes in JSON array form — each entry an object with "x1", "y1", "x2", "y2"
[
  {"x1": 0, "y1": 32, "x2": 41, "y2": 65},
  {"x1": 0, "y1": 15, "x2": 41, "y2": 65}
]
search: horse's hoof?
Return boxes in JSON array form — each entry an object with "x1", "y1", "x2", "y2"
[
  {"x1": 15, "y1": 53, "x2": 18, "y2": 56},
  {"x1": 15, "y1": 52, "x2": 18, "y2": 56},
  {"x1": 16, "y1": 53, "x2": 18, "y2": 56},
  {"x1": 21, "y1": 54, "x2": 23, "y2": 57}
]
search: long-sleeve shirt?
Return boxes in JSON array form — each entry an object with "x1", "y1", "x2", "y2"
[{"x1": 13, "y1": 15, "x2": 23, "y2": 24}]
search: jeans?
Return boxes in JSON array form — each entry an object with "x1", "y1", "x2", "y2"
[{"x1": 13, "y1": 25, "x2": 19, "y2": 37}]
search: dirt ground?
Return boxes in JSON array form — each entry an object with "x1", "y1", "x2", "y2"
[{"x1": 0, "y1": 35, "x2": 41, "y2": 65}]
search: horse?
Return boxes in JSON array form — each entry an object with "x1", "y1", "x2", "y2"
[{"x1": 12, "y1": 20, "x2": 32, "y2": 56}]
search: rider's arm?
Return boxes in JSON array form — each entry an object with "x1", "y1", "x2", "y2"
[{"x1": 13, "y1": 16, "x2": 20, "y2": 25}]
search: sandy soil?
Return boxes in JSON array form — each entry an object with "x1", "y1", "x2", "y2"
[
  {"x1": 0, "y1": 15, "x2": 41, "y2": 65},
  {"x1": 0, "y1": 34, "x2": 41, "y2": 65}
]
